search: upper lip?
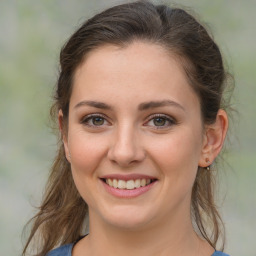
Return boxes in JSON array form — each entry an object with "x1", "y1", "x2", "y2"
[{"x1": 100, "y1": 174, "x2": 158, "y2": 181}]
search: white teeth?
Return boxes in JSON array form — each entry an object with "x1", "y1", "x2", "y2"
[
  {"x1": 107, "y1": 179, "x2": 113, "y2": 186},
  {"x1": 134, "y1": 179, "x2": 140, "y2": 188},
  {"x1": 105, "y1": 178, "x2": 154, "y2": 189},
  {"x1": 113, "y1": 179, "x2": 118, "y2": 188},
  {"x1": 117, "y1": 180, "x2": 126, "y2": 189},
  {"x1": 126, "y1": 180, "x2": 135, "y2": 190}
]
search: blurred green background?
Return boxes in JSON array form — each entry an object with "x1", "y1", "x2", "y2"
[{"x1": 0, "y1": 0, "x2": 255, "y2": 255}]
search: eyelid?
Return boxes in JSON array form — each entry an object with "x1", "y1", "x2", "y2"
[
  {"x1": 144, "y1": 113, "x2": 177, "y2": 129},
  {"x1": 80, "y1": 113, "x2": 111, "y2": 127},
  {"x1": 80, "y1": 113, "x2": 177, "y2": 129}
]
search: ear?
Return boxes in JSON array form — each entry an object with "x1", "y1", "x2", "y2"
[
  {"x1": 198, "y1": 109, "x2": 229, "y2": 167},
  {"x1": 58, "y1": 110, "x2": 71, "y2": 163}
]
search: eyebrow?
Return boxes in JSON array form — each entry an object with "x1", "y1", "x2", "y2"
[
  {"x1": 74, "y1": 100, "x2": 185, "y2": 111},
  {"x1": 74, "y1": 100, "x2": 112, "y2": 110},
  {"x1": 138, "y1": 100, "x2": 185, "y2": 111}
]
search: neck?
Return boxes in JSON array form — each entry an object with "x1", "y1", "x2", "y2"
[{"x1": 79, "y1": 209, "x2": 202, "y2": 256}]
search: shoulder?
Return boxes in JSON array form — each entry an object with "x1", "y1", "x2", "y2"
[
  {"x1": 212, "y1": 251, "x2": 230, "y2": 256},
  {"x1": 46, "y1": 244, "x2": 73, "y2": 256}
]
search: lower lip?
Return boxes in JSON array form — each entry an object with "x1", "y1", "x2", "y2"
[{"x1": 101, "y1": 180, "x2": 157, "y2": 198}]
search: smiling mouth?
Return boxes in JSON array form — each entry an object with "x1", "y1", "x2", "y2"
[{"x1": 102, "y1": 178, "x2": 157, "y2": 190}]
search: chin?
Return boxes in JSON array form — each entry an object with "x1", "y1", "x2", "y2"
[{"x1": 100, "y1": 205, "x2": 156, "y2": 230}]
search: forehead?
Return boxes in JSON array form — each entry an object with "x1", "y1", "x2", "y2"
[
  {"x1": 71, "y1": 41, "x2": 199, "y2": 112},
  {"x1": 75, "y1": 41, "x2": 185, "y2": 82}
]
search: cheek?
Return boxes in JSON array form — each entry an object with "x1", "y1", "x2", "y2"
[
  {"x1": 68, "y1": 130, "x2": 107, "y2": 175},
  {"x1": 67, "y1": 131, "x2": 109, "y2": 204},
  {"x1": 149, "y1": 130, "x2": 203, "y2": 209},
  {"x1": 148, "y1": 128, "x2": 202, "y2": 178}
]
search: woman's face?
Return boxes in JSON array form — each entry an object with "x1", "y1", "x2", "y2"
[{"x1": 63, "y1": 41, "x2": 207, "y2": 230}]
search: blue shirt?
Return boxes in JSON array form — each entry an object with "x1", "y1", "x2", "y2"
[{"x1": 46, "y1": 243, "x2": 230, "y2": 256}]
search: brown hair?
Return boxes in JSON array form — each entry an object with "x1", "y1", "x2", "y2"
[{"x1": 23, "y1": 1, "x2": 233, "y2": 255}]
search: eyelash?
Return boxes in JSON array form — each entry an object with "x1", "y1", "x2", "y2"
[
  {"x1": 80, "y1": 113, "x2": 110, "y2": 128},
  {"x1": 80, "y1": 113, "x2": 176, "y2": 129},
  {"x1": 145, "y1": 114, "x2": 176, "y2": 129}
]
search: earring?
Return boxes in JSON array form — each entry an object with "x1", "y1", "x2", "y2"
[{"x1": 205, "y1": 158, "x2": 210, "y2": 171}]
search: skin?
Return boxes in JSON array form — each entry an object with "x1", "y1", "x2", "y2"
[{"x1": 60, "y1": 41, "x2": 228, "y2": 256}]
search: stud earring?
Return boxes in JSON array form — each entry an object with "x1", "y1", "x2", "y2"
[{"x1": 205, "y1": 158, "x2": 210, "y2": 171}]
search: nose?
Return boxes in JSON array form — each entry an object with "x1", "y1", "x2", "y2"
[{"x1": 107, "y1": 124, "x2": 146, "y2": 167}]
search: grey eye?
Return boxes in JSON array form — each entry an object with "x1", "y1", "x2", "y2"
[
  {"x1": 153, "y1": 117, "x2": 166, "y2": 126},
  {"x1": 92, "y1": 117, "x2": 105, "y2": 126},
  {"x1": 81, "y1": 114, "x2": 109, "y2": 127}
]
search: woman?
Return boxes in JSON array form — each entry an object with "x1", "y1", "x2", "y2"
[{"x1": 23, "y1": 1, "x2": 233, "y2": 255}]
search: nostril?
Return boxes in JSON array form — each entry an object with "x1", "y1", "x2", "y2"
[{"x1": 107, "y1": 139, "x2": 146, "y2": 166}]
